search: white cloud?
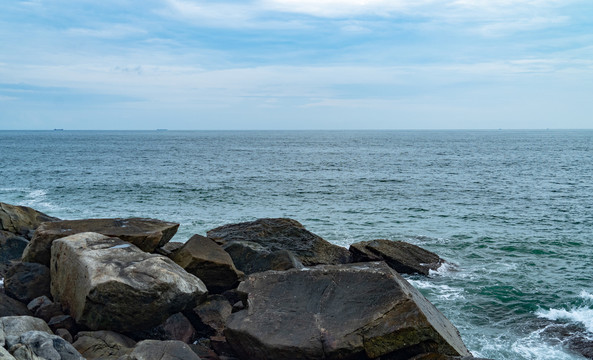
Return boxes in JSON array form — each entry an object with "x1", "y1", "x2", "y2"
[{"x1": 66, "y1": 25, "x2": 147, "y2": 39}]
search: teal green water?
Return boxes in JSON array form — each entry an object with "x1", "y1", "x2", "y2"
[{"x1": 1, "y1": 130, "x2": 592, "y2": 359}]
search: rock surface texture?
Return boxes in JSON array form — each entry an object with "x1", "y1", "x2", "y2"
[
  {"x1": 0, "y1": 316, "x2": 52, "y2": 348},
  {"x1": 4, "y1": 262, "x2": 51, "y2": 304},
  {"x1": 171, "y1": 234, "x2": 243, "y2": 293},
  {"x1": 350, "y1": 239, "x2": 446, "y2": 276},
  {"x1": 8, "y1": 330, "x2": 84, "y2": 360},
  {"x1": 50, "y1": 232, "x2": 207, "y2": 333},
  {"x1": 0, "y1": 202, "x2": 59, "y2": 237},
  {"x1": 72, "y1": 331, "x2": 136, "y2": 359},
  {"x1": 225, "y1": 262, "x2": 471, "y2": 360},
  {"x1": 22, "y1": 217, "x2": 179, "y2": 266},
  {"x1": 207, "y1": 218, "x2": 351, "y2": 273}
]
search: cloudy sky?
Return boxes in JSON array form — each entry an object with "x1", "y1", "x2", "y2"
[{"x1": 0, "y1": 0, "x2": 592, "y2": 129}]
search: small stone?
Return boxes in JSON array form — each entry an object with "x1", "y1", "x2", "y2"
[{"x1": 55, "y1": 328, "x2": 73, "y2": 343}]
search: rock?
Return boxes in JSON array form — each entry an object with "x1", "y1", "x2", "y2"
[
  {"x1": 171, "y1": 235, "x2": 244, "y2": 293},
  {"x1": 0, "y1": 202, "x2": 59, "y2": 237},
  {"x1": 155, "y1": 242, "x2": 185, "y2": 257},
  {"x1": 0, "y1": 346, "x2": 16, "y2": 360},
  {"x1": 189, "y1": 342, "x2": 220, "y2": 360},
  {"x1": 47, "y1": 315, "x2": 76, "y2": 334},
  {"x1": 26, "y1": 296, "x2": 52, "y2": 314},
  {"x1": 207, "y1": 218, "x2": 352, "y2": 268},
  {"x1": 22, "y1": 217, "x2": 179, "y2": 266},
  {"x1": 222, "y1": 241, "x2": 304, "y2": 275},
  {"x1": 189, "y1": 295, "x2": 232, "y2": 337},
  {"x1": 225, "y1": 262, "x2": 471, "y2": 360},
  {"x1": 8, "y1": 330, "x2": 84, "y2": 360},
  {"x1": 73, "y1": 330, "x2": 136, "y2": 359},
  {"x1": 350, "y1": 239, "x2": 446, "y2": 275},
  {"x1": 126, "y1": 340, "x2": 201, "y2": 360},
  {"x1": 0, "y1": 236, "x2": 28, "y2": 278},
  {"x1": 129, "y1": 313, "x2": 196, "y2": 343},
  {"x1": 4, "y1": 262, "x2": 51, "y2": 304},
  {"x1": 34, "y1": 302, "x2": 64, "y2": 323},
  {"x1": 0, "y1": 316, "x2": 52, "y2": 348},
  {"x1": 55, "y1": 328, "x2": 73, "y2": 344},
  {"x1": 0, "y1": 293, "x2": 32, "y2": 317},
  {"x1": 50, "y1": 232, "x2": 207, "y2": 333}
]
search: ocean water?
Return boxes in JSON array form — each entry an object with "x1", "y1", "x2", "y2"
[{"x1": 1, "y1": 129, "x2": 592, "y2": 359}]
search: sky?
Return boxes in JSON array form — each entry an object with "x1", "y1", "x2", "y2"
[{"x1": 0, "y1": 0, "x2": 592, "y2": 130}]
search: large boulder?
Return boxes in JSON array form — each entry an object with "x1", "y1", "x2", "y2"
[
  {"x1": 4, "y1": 262, "x2": 51, "y2": 304},
  {"x1": 0, "y1": 316, "x2": 52, "y2": 348},
  {"x1": 50, "y1": 232, "x2": 208, "y2": 333},
  {"x1": 73, "y1": 331, "x2": 136, "y2": 359},
  {"x1": 7, "y1": 330, "x2": 84, "y2": 360},
  {"x1": 222, "y1": 241, "x2": 304, "y2": 275},
  {"x1": 350, "y1": 239, "x2": 446, "y2": 276},
  {"x1": 0, "y1": 202, "x2": 59, "y2": 237},
  {"x1": 225, "y1": 262, "x2": 471, "y2": 360},
  {"x1": 22, "y1": 218, "x2": 179, "y2": 266},
  {"x1": 207, "y1": 218, "x2": 351, "y2": 272},
  {"x1": 171, "y1": 235, "x2": 243, "y2": 293}
]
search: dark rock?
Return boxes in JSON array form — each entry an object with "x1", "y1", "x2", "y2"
[
  {"x1": 225, "y1": 262, "x2": 471, "y2": 360},
  {"x1": 47, "y1": 315, "x2": 76, "y2": 334},
  {"x1": 0, "y1": 202, "x2": 59, "y2": 237},
  {"x1": 127, "y1": 339, "x2": 201, "y2": 360},
  {"x1": 0, "y1": 236, "x2": 28, "y2": 277},
  {"x1": 231, "y1": 301, "x2": 244, "y2": 313},
  {"x1": 55, "y1": 328, "x2": 73, "y2": 343},
  {"x1": 171, "y1": 235, "x2": 244, "y2": 293},
  {"x1": 207, "y1": 218, "x2": 351, "y2": 269},
  {"x1": 0, "y1": 293, "x2": 32, "y2": 317},
  {"x1": 73, "y1": 330, "x2": 136, "y2": 359},
  {"x1": 210, "y1": 334, "x2": 237, "y2": 359},
  {"x1": 189, "y1": 342, "x2": 220, "y2": 360},
  {"x1": 410, "y1": 355, "x2": 493, "y2": 360},
  {"x1": 155, "y1": 241, "x2": 185, "y2": 257},
  {"x1": 26, "y1": 295, "x2": 52, "y2": 313},
  {"x1": 189, "y1": 295, "x2": 232, "y2": 337},
  {"x1": 350, "y1": 239, "x2": 446, "y2": 275},
  {"x1": 0, "y1": 316, "x2": 52, "y2": 348},
  {"x1": 34, "y1": 301, "x2": 64, "y2": 323},
  {"x1": 22, "y1": 217, "x2": 179, "y2": 266},
  {"x1": 50, "y1": 232, "x2": 207, "y2": 333},
  {"x1": 130, "y1": 313, "x2": 196, "y2": 343},
  {"x1": 8, "y1": 330, "x2": 84, "y2": 360},
  {"x1": 4, "y1": 262, "x2": 51, "y2": 304},
  {"x1": 222, "y1": 241, "x2": 304, "y2": 275}
]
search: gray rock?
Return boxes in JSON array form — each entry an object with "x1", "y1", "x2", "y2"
[
  {"x1": 0, "y1": 202, "x2": 59, "y2": 237},
  {"x1": 129, "y1": 313, "x2": 196, "y2": 343},
  {"x1": 4, "y1": 262, "x2": 51, "y2": 304},
  {"x1": 350, "y1": 239, "x2": 446, "y2": 275},
  {"x1": 155, "y1": 242, "x2": 185, "y2": 257},
  {"x1": 54, "y1": 328, "x2": 73, "y2": 344},
  {"x1": 22, "y1": 217, "x2": 179, "y2": 266},
  {"x1": 0, "y1": 316, "x2": 52, "y2": 349},
  {"x1": 127, "y1": 340, "x2": 200, "y2": 360},
  {"x1": 0, "y1": 293, "x2": 32, "y2": 317},
  {"x1": 171, "y1": 235, "x2": 243, "y2": 293},
  {"x1": 47, "y1": 315, "x2": 76, "y2": 334},
  {"x1": 208, "y1": 218, "x2": 351, "y2": 272},
  {"x1": 0, "y1": 236, "x2": 28, "y2": 278},
  {"x1": 225, "y1": 262, "x2": 471, "y2": 360},
  {"x1": 50, "y1": 232, "x2": 207, "y2": 332},
  {"x1": 0, "y1": 346, "x2": 16, "y2": 360},
  {"x1": 73, "y1": 330, "x2": 136, "y2": 359},
  {"x1": 26, "y1": 296, "x2": 52, "y2": 314},
  {"x1": 8, "y1": 330, "x2": 83, "y2": 360},
  {"x1": 222, "y1": 241, "x2": 303, "y2": 275}
]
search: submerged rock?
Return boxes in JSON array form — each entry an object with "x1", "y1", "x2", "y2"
[
  {"x1": 350, "y1": 239, "x2": 446, "y2": 275},
  {"x1": 50, "y1": 232, "x2": 207, "y2": 333},
  {"x1": 225, "y1": 262, "x2": 471, "y2": 360},
  {"x1": 171, "y1": 234, "x2": 243, "y2": 293},
  {"x1": 207, "y1": 218, "x2": 351, "y2": 272},
  {"x1": 22, "y1": 217, "x2": 179, "y2": 266},
  {"x1": 0, "y1": 202, "x2": 59, "y2": 237}
]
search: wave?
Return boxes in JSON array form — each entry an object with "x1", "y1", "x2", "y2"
[
  {"x1": 536, "y1": 291, "x2": 593, "y2": 333},
  {"x1": 407, "y1": 279, "x2": 465, "y2": 301}
]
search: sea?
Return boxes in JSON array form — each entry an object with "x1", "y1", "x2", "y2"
[{"x1": 1, "y1": 129, "x2": 592, "y2": 359}]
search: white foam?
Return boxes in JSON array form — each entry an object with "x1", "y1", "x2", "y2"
[
  {"x1": 407, "y1": 279, "x2": 465, "y2": 300},
  {"x1": 428, "y1": 262, "x2": 458, "y2": 276},
  {"x1": 580, "y1": 290, "x2": 593, "y2": 303},
  {"x1": 511, "y1": 327, "x2": 583, "y2": 360},
  {"x1": 536, "y1": 307, "x2": 593, "y2": 333},
  {"x1": 0, "y1": 278, "x2": 3, "y2": 287}
]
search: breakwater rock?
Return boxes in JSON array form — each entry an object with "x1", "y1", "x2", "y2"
[{"x1": 0, "y1": 202, "x2": 488, "y2": 360}]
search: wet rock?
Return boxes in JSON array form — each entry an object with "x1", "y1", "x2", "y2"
[
  {"x1": 50, "y1": 232, "x2": 207, "y2": 332},
  {"x1": 225, "y1": 262, "x2": 471, "y2": 360},
  {"x1": 4, "y1": 262, "x2": 51, "y2": 304},
  {"x1": 0, "y1": 316, "x2": 52, "y2": 348},
  {"x1": 0, "y1": 293, "x2": 32, "y2": 317},
  {"x1": 171, "y1": 235, "x2": 243, "y2": 293},
  {"x1": 350, "y1": 239, "x2": 446, "y2": 275},
  {"x1": 208, "y1": 218, "x2": 351, "y2": 271},
  {"x1": 221, "y1": 241, "x2": 304, "y2": 275},
  {"x1": 126, "y1": 340, "x2": 200, "y2": 360},
  {"x1": 22, "y1": 217, "x2": 179, "y2": 266},
  {"x1": 73, "y1": 330, "x2": 136, "y2": 359},
  {"x1": 0, "y1": 202, "x2": 59, "y2": 237},
  {"x1": 8, "y1": 330, "x2": 83, "y2": 360}
]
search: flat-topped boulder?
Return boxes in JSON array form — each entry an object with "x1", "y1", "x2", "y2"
[
  {"x1": 207, "y1": 218, "x2": 351, "y2": 272},
  {"x1": 225, "y1": 262, "x2": 471, "y2": 360},
  {"x1": 171, "y1": 235, "x2": 243, "y2": 293},
  {"x1": 350, "y1": 239, "x2": 446, "y2": 275},
  {"x1": 50, "y1": 232, "x2": 207, "y2": 333},
  {"x1": 0, "y1": 202, "x2": 59, "y2": 237},
  {"x1": 22, "y1": 217, "x2": 179, "y2": 266}
]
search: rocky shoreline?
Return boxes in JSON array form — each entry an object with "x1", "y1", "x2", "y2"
[{"x1": 1, "y1": 202, "x2": 490, "y2": 360}]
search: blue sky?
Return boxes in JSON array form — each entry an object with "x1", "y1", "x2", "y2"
[{"x1": 0, "y1": 0, "x2": 592, "y2": 129}]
